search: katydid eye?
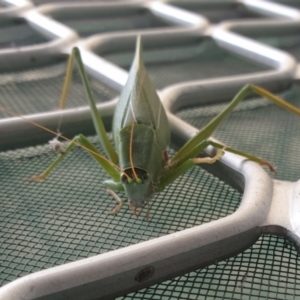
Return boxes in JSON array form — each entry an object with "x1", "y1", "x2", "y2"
[{"x1": 142, "y1": 173, "x2": 149, "y2": 181}]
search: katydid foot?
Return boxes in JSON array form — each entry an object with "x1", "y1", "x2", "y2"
[
  {"x1": 106, "y1": 188, "x2": 124, "y2": 215},
  {"x1": 26, "y1": 173, "x2": 47, "y2": 181}
]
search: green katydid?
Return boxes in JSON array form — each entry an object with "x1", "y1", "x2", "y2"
[{"x1": 26, "y1": 37, "x2": 300, "y2": 218}]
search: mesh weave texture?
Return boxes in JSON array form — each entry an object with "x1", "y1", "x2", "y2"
[
  {"x1": 0, "y1": 139, "x2": 241, "y2": 286},
  {"x1": 0, "y1": 1, "x2": 299, "y2": 299}
]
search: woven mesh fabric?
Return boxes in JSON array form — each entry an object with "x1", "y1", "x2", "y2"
[
  {"x1": 120, "y1": 235, "x2": 300, "y2": 300},
  {"x1": 32, "y1": 0, "x2": 106, "y2": 4},
  {"x1": 102, "y1": 39, "x2": 270, "y2": 89},
  {"x1": 0, "y1": 61, "x2": 118, "y2": 118},
  {"x1": 0, "y1": 39, "x2": 268, "y2": 119},
  {"x1": 170, "y1": 3, "x2": 264, "y2": 23},
  {"x1": 1, "y1": 2, "x2": 299, "y2": 299},
  {"x1": 119, "y1": 85, "x2": 300, "y2": 299},
  {"x1": 176, "y1": 85, "x2": 300, "y2": 181},
  {"x1": 0, "y1": 20, "x2": 48, "y2": 49},
  {"x1": 0, "y1": 138, "x2": 241, "y2": 286},
  {"x1": 51, "y1": 11, "x2": 173, "y2": 38},
  {"x1": 249, "y1": 33, "x2": 300, "y2": 60},
  {"x1": 262, "y1": 1, "x2": 299, "y2": 8}
]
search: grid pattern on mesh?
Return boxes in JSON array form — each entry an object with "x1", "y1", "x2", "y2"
[
  {"x1": 0, "y1": 4, "x2": 298, "y2": 299},
  {"x1": 172, "y1": 4, "x2": 263, "y2": 23},
  {"x1": 0, "y1": 21, "x2": 48, "y2": 49},
  {"x1": 254, "y1": 33, "x2": 300, "y2": 60},
  {"x1": 230, "y1": 28, "x2": 300, "y2": 61},
  {"x1": 120, "y1": 235, "x2": 300, "y2": 300},
  {"x1": 51, "y1": 11, "x2": 173, "y2": 38},
  {"x1": 263, "y1": 1, "x2": 299, "y2": 8},
  {"x1": 0, "y1": 61, "x2": 118, "y2": 118},
  {"x1": 0, "y1": 136, "x2": 241, "y2": 287},
  {"x1": 176, "y1": 85, "x2": 300, "y2": 181},
  {"x1": 32, "y1": 0, "x2": 107, "y2": 4},
  {"x1": 102, "y1": 40, "x2": 270, "y2": 90}
]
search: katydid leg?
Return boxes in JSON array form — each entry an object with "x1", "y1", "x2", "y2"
[
  {"x1": 59, "y1": 54, "x2": 75, "y2": 110},
  {"x1": 106, "y1": 188, "x2": 124, "y2": 215},
  {"x1": 159, "y1": 135, "x2": 275, "y2": 192},
  {"x1": 58, "y1": 47, "x2": 118, "y2": 164},
  {"x1": 170, "y1": 137, "x2": 275, "y2": 173},
  {"x1": 29, "y1": 134, "x2": 120, "y2": 182},
  {"x1": 157, "y1": 149, "x2": 225, "y2": 192},
  {"x1": 207, "y1": 140, "x2": 275, "y2": 173},
  {"x1": 103, "y1": 179, "x2": 124, "y2": 191},
  {"x1": 171, "y1": 84, "x2": 300, "y2": 165}
]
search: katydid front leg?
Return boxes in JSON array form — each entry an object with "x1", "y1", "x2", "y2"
[
  {"x1": 29, "y1": 134, "x2": 120, "y2": 183},
  {"x1": 106, "y1": 188, "x2": 125, "y2": 215},
  {"x1": 29, "y1": 133, "x2": 126, "y2": 215},
  {"x1": 71, "y1": 48, "x2": 119, "y2": 165},
  {"x1": 30, "y1": 48, "x2": 122, "y2": 186}
]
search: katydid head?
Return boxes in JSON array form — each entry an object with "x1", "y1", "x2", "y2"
[{"x1": 121, "y1": 168, "x2": 153, "y2": 212}]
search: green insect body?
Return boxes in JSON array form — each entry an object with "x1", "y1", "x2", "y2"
[
  {"x1": 29, "y1": 37, "x2": 300, "y2": 218},
  {"x1": 112, "y1": 38, "x2": 170, "y2": 211}
]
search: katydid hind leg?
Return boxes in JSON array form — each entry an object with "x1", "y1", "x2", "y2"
[
  {"x1": 207, "y1": 140, "x2": 276, "y2": 173},
  {"x1": 171, "y1": 84, "x2": 300, "y2": 165},
  {"x1": 158, "y1": 134, "x2": 275, "y2": 193},
  {"x1": 157, "y1": 148, "x2": 225, "y2": 192},
  {"x1": 161, "y1": 84, "x2": 300, "y2": 190}
]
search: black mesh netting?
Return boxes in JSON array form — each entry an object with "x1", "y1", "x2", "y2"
[
  {"x1": 101, "y1": 39, "x2": 270, "y2": 90},
  {"x1": 32, "y1": 0, "x2": 109, "y2": 4},
  {"x1": 118, "y1": 86, "x2": 300, "y2": 299},
  {"x1": 170, "y1": 3, "x2": 264, "y2": 23},
  {"x1": 0, "y1": 20, "x2": 48, "y2": 49},
  {"x1": 120, "y1": 235, "x2": 300, "y2": 300},
  {"x1": 0, "y1": 137, "x2": 241, "y2": 286},
  {"x1": 0, "y1": 61, "x2": 118, "y2": 118},
  {"x1": 256, "y1": 32, "x2": 300, "y2": 60},
  {"x1": 262, "y1": 1, "x2": 300, "y2": 9},
  {"x1": 50, "y1": 10, "x2": 173, "y2": 38},
  {"x1": 230, "y1": 31, "x2": 300, "y2": 61},
  {"x1": 176, "y1": 85, "x2": 300, "y2": 182},
  {"x1": 0, "y1": 39, "x2": 268, "y2": 119},
  {"x1": 0, "y1": 6, "x2": 299, "y2": 299}
]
